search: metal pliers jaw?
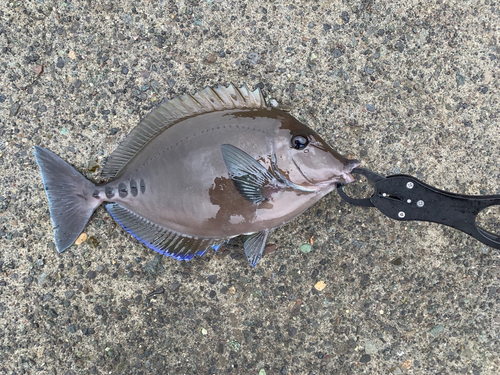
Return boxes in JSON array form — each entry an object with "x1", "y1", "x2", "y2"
[{"x1": 337, "y1": 168, "x2": 500, "y2": 249}]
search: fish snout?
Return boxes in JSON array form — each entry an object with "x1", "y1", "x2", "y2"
[{"x1": 341, "y1": 159, "x2": 361, "y2": 184}]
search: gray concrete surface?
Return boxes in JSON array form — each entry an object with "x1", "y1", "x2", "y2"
[{"x1": 0, "y1": 0, "x2": 499, "y2": 374}]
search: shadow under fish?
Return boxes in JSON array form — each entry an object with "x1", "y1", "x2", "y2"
[{"x1": 34, "y1": 84, "x2": 359, "y2": 267}]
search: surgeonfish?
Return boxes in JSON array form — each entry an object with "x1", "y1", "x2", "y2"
[{"x1": 34, "y1": 84, "x2": 359, "y2": 267}]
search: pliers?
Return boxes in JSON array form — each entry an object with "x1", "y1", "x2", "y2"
[{"x1": 337, "y1": 168, "x2": 500, "y2": 249}]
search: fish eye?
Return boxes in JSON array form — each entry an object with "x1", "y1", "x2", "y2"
[{"x1": 291, "y1": 134, "x2": 309, "y2": 150}]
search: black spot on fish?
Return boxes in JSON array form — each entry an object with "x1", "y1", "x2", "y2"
[
  {"x1": 119, "y1": 182, "x2": 128, "y2": 198},
  {"x1": 105, "y1": 187, "x2": 115, "y2": 199},
  {"x1": 140, "y1": 179, "x2": 146, "y2": 194},
  {"x1": 130, "y1": 179, "x2": 138, "y2": 196},
  {"x1": 92, "y1": 190, "x2": 100, "y2": 198}
]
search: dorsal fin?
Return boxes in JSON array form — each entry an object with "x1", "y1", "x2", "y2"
[{"x1": 101, "y1": 84, "x2": 267, "y2": 178}]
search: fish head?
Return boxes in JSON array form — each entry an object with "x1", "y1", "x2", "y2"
[{"x1": 273, "y1": 113, "x2": 359, "y2": 190}]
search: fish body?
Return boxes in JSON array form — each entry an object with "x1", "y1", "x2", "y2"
[{"x1": 35, "y1": 84, "x2": 359, "y2": 266}]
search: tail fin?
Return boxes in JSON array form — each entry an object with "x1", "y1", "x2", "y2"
[{"x1": 34, "y1": 146, "x2": 101, "y2": 253}]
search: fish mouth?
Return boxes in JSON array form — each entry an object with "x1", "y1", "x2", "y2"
[
  {"x1": 341, "y1": 159, "x2": 361, "y2": 184},
  {"x1": 291, "y1": 157, "x2": 360, "y2": 187}
]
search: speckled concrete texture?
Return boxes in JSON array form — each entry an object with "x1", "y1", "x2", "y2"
[{"x1": 0, "y1": 1, "x2": 499, "y2": 374}]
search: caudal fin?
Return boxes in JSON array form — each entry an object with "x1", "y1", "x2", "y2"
[{"x1": 34, "y1": 146, "x2": 101, "y2": 253}]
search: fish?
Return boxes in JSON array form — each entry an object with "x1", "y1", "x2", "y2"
[{"x1": 34, "y1": 84, "x2": 359, "y2": 267}]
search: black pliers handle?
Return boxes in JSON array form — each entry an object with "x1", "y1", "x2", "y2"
[{"x1": 337, "y1": 168, "x2": 500, "y2": 249}]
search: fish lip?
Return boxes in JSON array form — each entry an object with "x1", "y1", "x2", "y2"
[{"x1": 341, "y1": 160, "x2": 361, "y2": 183}]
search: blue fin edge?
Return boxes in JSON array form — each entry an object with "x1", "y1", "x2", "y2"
[{"x1": 107, "y1": 204, "x2": 224, "y2": 261}]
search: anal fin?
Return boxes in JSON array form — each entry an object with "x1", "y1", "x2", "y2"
[
  {"x1": 243, "y1": 230, "x2": 269, "y2": 267},
  {"x1": 106, "y1": 203, "x2": 223, "y2": 260}
]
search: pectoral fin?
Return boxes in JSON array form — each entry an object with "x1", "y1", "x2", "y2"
[
  {"x1": 243, "y1": 230, "x2": 269, "y2": 267},
  {"x1": 221, "y1": 144, "x2": 280, "y2": 203}
]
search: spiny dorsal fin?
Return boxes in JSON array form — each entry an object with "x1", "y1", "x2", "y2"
[{"x1": 101, "y1": 84, "x2": 267, "y2": 178}]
